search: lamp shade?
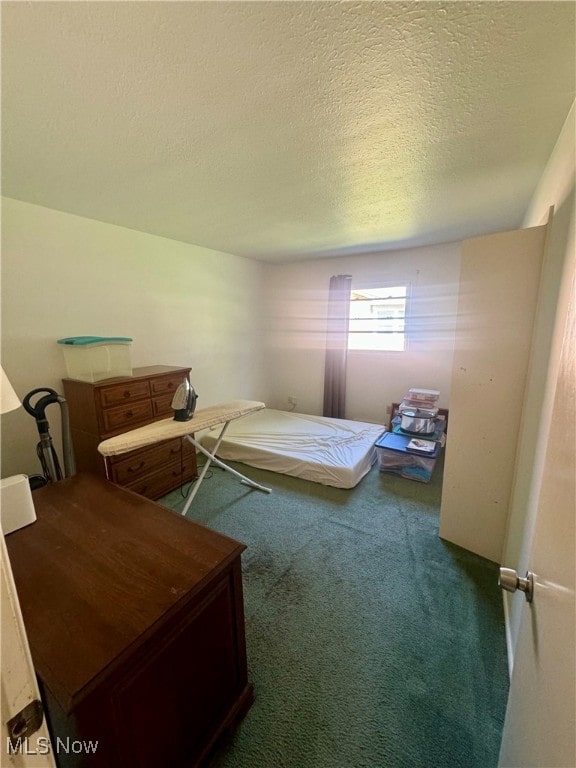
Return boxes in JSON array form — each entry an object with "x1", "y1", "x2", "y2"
[{"x1": 1, "y1": 367, "x2": 21, "y2": 414}]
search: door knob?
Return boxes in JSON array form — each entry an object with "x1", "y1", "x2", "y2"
[{"x1": 499, "y1": 567, "x2": 534, "y2": 603}]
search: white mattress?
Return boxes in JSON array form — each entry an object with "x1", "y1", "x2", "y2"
[{"x1": 199, "y1": 409, "x2": 387, "y2": 489}]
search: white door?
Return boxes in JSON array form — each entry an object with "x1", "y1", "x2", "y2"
[
  {"x1": 498, "y1": 262, "x2": 575, "y2": 766},
  {"x1": 1, "y1": 533, "x2": 56, "y2": 767}
]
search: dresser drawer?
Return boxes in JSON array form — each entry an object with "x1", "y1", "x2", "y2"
[
  {"x1": 110, "y1": 439, "x2": 194, "y2": 483},
  {"x1": 99, "y1": 380, "x2": 151, "y2": 408},
  {"x1": 150, "y1": 374, "x2": 186, "y2": 396},
  {"x1": 125, "y1": 456, "x2": 197, "y2": 500},
  {"x1": 152, "y1": 393, "x2": 176, "y2": 417},
  {"x1": 103, "y1": 400, "x2": 154, "y2": 433}
]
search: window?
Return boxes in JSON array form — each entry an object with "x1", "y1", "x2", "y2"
[{"x1": 348, "y1": 285, "x2": 408, "y2": 351}]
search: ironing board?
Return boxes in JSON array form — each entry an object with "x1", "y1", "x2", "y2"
[{"x1": 98, "y1": 400, "x2": 271, "y2": 516}]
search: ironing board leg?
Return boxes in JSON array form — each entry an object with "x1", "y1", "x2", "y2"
[{"x1": 179, "y1": 423, "x2": 272, "y2": 517}]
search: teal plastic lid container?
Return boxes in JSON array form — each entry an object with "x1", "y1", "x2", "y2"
[
  {"x1": 57, "y1": 337, "x2": 133, "y2": 382},
  {"x1": 57, "y1": 336, "x2": 133, "y2": 346}
]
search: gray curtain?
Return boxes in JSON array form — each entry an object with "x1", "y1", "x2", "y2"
[{"x1": 323, "y1": 274, "x2": 352, "y2": 418}]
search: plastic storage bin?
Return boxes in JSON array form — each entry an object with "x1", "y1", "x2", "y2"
[
  {"x1": 58, "y1": 336, "x2": 133, "y2": 382},
  {"x1": 375, "y1": 430, "x2": 444, "y2": 483}
]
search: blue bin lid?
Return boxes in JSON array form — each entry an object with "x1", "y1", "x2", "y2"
[{"x1": 57, "y1": 336, "x2": 133, "y2": 346}]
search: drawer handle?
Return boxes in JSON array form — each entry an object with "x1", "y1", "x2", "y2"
[
  {"x1": 123, "y1": 390, "x2": 131, "y2": 398},
  {"x1": 128, "y1": 461, "x2": 145, "y2": 474},
  {"x1": 125, "y1": 411, "x2": 133, "y2": 418}
]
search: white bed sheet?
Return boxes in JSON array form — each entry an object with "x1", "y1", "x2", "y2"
[{"x1": 199, "y1": 409, "x2": 387, "y2": 489}]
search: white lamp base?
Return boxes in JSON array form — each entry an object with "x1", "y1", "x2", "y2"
[{"x1": 0, "y1": 475, "x2": 37, "y2": 535}]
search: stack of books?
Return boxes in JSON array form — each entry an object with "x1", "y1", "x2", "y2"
[{"x1": 397, "y1": 387, "x2": 440, "y2": 415}]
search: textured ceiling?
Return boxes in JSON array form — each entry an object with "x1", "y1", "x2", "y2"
[{"x1": 2, "y1": 1, "x2": 575, "y2": 262}]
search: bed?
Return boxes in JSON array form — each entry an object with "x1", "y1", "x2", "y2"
[{"x1": 199, "y1": 409, "x2": 387, "y2": 489}]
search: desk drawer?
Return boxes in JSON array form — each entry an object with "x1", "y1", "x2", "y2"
[
  {"x1": 103, "y1": 401, "x2": 154, "y2": 433},
  {"x1": 111, "y1": 439, "x2": 193, "y2": 483}
]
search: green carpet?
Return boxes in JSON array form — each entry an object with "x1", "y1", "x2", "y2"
[{"x1": 161, "y1": 456, "x2": 509, "y2": 768}]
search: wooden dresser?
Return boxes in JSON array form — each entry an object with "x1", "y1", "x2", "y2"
[
  {"x1": 63, "y1": 366, "x2": 197, "y2": 499},
  {"x1": 6, "y1": 474, "x2": 253, "y2": 768}
]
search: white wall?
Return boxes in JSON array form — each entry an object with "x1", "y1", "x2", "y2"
[
  {"x1": 262, "y1": 243, "x2": 461, "y2": 423},
  {"x1": 0, "y1": 197, "x2": 265, "y2": 478},
  {"x1": 503, "y1": 102, "x2": 576, "y2": 664}
]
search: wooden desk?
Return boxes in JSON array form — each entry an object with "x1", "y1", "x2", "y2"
[{"x1": 5, "y1": 473, "x2": 253, "y2": 767}]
